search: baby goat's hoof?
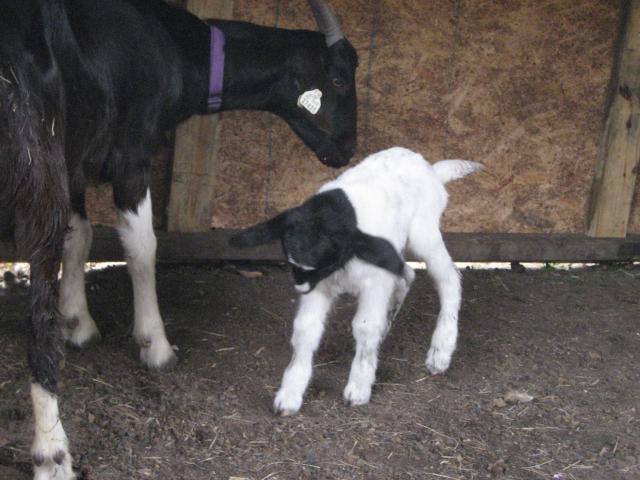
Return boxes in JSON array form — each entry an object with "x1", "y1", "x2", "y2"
[
  {"x1": 273, "y1": 390, "x2": 303, "y2": 416},
  {"x1": 276, "y1": 408, "x2": 297, "y2": 417},
  {"x1": 343, "y1": 383, "x2": 372, "y2": 407},
  {"x1": 426, "y1": 346, "x2": 452, "y2": 375}
]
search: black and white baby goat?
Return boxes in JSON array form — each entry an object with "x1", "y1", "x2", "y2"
[{"x1": 231, "y1": 147, "x2": 482, "y2": 415}]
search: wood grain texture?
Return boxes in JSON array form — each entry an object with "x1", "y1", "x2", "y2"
[
  {"x1": 3, "y1": 230, "x2": 639, "y2": 263},
  {"x1": 587, "y1": 0, "x2": 640, "y2": 238},
  {"x1": 166, "y1": 0, "x2": 234, "y2": 232}
]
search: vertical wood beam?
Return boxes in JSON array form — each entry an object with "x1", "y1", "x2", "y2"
[
  {"x1": 167, "y1": 0, "x2": 233, "y2": 232},
  {"x1": 587, "y1": 0, "x2": 640, "y2": 238}
]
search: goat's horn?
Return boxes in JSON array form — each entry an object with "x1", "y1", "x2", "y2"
[{"x1": 307, "y1": 0, "x2": 344, "y2": 47}]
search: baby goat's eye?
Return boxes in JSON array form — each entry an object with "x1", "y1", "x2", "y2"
[{"x1": 332, "y1": 77, "x2": 346, "y2": 89}]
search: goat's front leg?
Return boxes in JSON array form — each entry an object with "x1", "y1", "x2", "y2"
[
  {"x1": 59, "y1": 212, "x2": 100, "y2": 347},
  {"x1": 274, "y1": 286, "x2": 334, "y2": 416},
  {"x1": 117, "y1": 189, "x2": 176, "y2": 369},
  {"x1": 344, "y1": 273, "x2": 396, "y2": 406}
]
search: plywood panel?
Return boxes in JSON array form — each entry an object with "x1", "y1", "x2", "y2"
[
  {"x1": 442, "y1": 0, "x2": 619, "y2": 233},
  {"x1": 213, "y1": 0, "x2": 622, "y2": 232}
]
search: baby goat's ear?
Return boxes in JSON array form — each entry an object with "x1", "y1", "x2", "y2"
[
  {"x1": 229, "y1": 212, "x2": 288, "y2": 248},
  {"x1": 353, "y1": 231, "x2": 405, "y2": 276}
]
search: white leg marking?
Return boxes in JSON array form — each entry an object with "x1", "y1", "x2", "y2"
[
  {"x1": 274, "y1": 287, "x2": 334, "y2": 415},
  {"x1": 118, "y1": 189, "x2": 175, "y2": 369},
  {"x1": 344, "y1": 273, "x2": 395, "y2": 406},
  {"x1": 31, "y1": 384, "x2": 74, "y2": 480},
  {"x1": 423, "y1": 243, "x2": 461, "y2": 375},
  {"x1": 59, "y1": 214, "x2": 100, "y2": 347}
]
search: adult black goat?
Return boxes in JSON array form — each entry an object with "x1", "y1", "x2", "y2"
[{"x1": 0, "y1": 0, "x2": 358, "y2": 478}]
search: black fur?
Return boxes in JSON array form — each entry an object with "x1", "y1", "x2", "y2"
[
  {"x1": 43, "y1": 0, "x2": 357, "y2": 215},
  {"x1": 1, "y1": 0, "x2": 358, "y2": 389},
  {"x1": 1, "y1": 0, "x2": 70, "y2": 393},
  {"x1": 0, "y1": 1, "x2": 358, "y2": 473},
  {"x1": 230, "y1": 189, "x2": 405, "y2": 292}
]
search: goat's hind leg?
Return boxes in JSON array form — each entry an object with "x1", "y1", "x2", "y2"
[
  {"x1": 59, "y1": 209, "x2": 100, "y2": 347},
  {"x1": 409, "y1": 229, "x2": 461, "y2": 375},
  {"x1": 16, "y1": 164, "x2": 74, "y2": 480},
  {"x1": 116, "y1": 188, "x2": 176, "y2": 369},
  {"x1": 27, "y1": 255, "x2": 74, "y2": 480},
  {"x1": 387, "y1": 264, "x2": 415, "y2": 326}
]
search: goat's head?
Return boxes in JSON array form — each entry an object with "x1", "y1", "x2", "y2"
[
  {"x1": 229, "y1": 190, "x2": 405, "y2": 293},
  {"x1": 276, "y1": 0, "x2": 359, "y2": 168}
]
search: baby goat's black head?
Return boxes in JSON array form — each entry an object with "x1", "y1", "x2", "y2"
[{"x1": 230, "y1": 189, "x2": 405, "y2": 293}]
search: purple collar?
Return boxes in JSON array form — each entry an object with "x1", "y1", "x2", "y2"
[{"x1": 207, "y1": 24, "x2": 225, "y2": 112}]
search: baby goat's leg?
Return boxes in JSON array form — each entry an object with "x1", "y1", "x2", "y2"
[
  {"x1": 410, "y1": 230, "x2": 461, "y2": 374},
  {"x1": 344, "y1": 273, "x2": 396, "y2": 406},
  {"x1": 274, "y1": 287, "x2": 334, "y2": 416},
  {"x1": 388, "y1": 265, "x2": 415, "y2": 325}
]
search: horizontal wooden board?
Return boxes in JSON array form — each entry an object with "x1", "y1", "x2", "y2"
[{"x1": 2, "y1": 230, "x2": 639, "y2": 264}]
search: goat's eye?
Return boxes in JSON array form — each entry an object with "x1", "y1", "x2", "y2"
[{"x1": 332, "y1": 78, "x2": 346, "y2": 89}]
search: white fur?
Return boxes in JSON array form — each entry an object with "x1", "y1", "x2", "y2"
[
  {"x1": 287, "y1": 256, "x2": 316, "y2": 271},
  {"x1": 117, "y1": 189, "x2": 175, "y2": 369},
  {"x1": 59, "y1": 214, "x2": 100, "y2": 347},
  {"x1": 31, "y1": 384, "x2": 74, "y2": 480},
  {"x1": 274, "y1": 147, "x2": 481, "y2": 414}
]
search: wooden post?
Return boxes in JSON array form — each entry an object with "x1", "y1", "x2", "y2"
[
  {"x1": 587, "y1": 0, "x2": 640, "y2": 238},
  {"x1": 167, "y1": 0, "x2": 233, "y2": 232}
]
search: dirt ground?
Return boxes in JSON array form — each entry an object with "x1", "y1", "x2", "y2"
[{"x1": 0, "y1": 262, "x2": 639, "y2": 480}]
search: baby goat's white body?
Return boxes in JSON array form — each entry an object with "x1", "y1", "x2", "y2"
[{"x1": 274, "y1": 147, "x2": 480, "y2": 415}]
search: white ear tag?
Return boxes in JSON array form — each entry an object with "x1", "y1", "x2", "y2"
[{"x1": 297, "y1": 89, "x2": 322, "y2": 115}]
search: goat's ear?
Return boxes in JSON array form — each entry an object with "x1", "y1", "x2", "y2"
[
  {"x1": 229, "y1": 212, "x2": 287, "y2": 248},
  {"x1": 353, "y1": 231, "x2": 405, "y2": 276}
]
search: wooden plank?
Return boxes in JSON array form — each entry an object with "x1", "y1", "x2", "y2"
[
  {"x1": 587, "y1": 0, "x2": 640, "y2": 238},
  {"x1": 166, "y1": 0, "x2": 233, "y2": 232},
  {"x1": 3, "y1": 231, "x2": 640, "y2": 263}
]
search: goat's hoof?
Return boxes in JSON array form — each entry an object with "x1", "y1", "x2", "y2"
[
  {"x1": 343, "y1": 384, "x2": 371, "y2": 406},
  {"x1": 426, "y1": 347, "x2": 452, "y2": 375},
  {"x1": 276, "y1": 408, "x2": 297, "y2": 417},
  {"x1": 66, "y1": 331, "x2": 102, "y2": 350},
  {"x1": 139, "y1": 338, "x2": 178, "y2": 371},
  {"x1": 32, "y1": 449, "x2": 75, "y2": 480},
  {"x1": 62, "y1": 315, "x2": 101, "y2": 348},
  {"x1": 273, "y1": 391, "x2": 302, "y2": 416}
]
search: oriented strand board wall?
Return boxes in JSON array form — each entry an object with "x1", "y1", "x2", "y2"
[
  {"x1": 88, "y1": 0, "x2": 627, "y2": 234},
  {"x1": 212, "y1": 0, "x2": 623, "y2": 233}
]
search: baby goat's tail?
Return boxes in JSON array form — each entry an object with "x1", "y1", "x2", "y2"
[{"x1": 433, "y1": 160, "x2": 483, "y2": 184}]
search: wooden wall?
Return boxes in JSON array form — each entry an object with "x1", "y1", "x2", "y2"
[{"x1": 87, "y1": 0, "x2": 628, "y2": 234}]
